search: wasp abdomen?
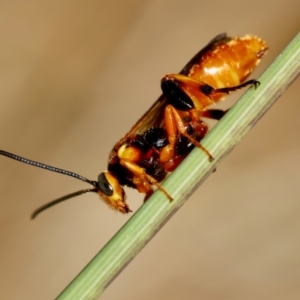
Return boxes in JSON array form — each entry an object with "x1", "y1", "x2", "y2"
[{"x1": 191, "y1": 35, "x2": 268, "y2": 89}]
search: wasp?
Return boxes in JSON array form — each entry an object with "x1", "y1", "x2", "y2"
[{"x1": 0, "y1": 33, "x2": 268, "y2": 218}]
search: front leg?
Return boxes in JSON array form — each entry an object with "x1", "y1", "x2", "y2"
[
  {"x1": 120, "y1": 159, "x2": 172, "y2": 201},
  {"x1": 117, "y1": 144, "x2": 172, "y2": 201}
]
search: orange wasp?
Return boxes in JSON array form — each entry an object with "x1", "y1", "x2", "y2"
[{"x1": 0, "y1": 33, "x2": 268, "y2": 217}]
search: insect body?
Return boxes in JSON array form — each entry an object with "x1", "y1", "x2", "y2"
[{"x1": 0, "y1": 33, "x2": 268, "y2": 217}]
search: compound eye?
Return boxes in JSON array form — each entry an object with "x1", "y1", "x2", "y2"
[{"x1": 98, "y1": 173, "x2": 114, "y2": 196}]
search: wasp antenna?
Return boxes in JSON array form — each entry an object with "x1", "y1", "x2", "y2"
[
  {"x1": 0, "y1": 150, "x2": 98, "y2": 188},
  {"x1": 31, "y1": 188, "x2": 98, "y2": 219}
]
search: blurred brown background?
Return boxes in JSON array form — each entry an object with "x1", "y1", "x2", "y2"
[{"x1": 0, "y1": 1, "x2": 299, "y2": 299}]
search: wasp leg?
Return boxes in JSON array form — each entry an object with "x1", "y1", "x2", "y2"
[
  {"x1": 120, "y1": 159, "x2": 173, "y2": 201},
  {"x1": 212, "y1": 79, "x2": 260, "y2": 94},
  {"x1": 160, "y1": 105, "x2": 213, "y2": 165},
  {"x1": 161, "y1": 74, "x2": 215, "y2": 161},
  {"x1": 162, "y1": 74, "x2": 259, "y2": 106}
]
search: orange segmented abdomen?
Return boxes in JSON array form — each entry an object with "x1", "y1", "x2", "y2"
[{"x1": 190, "y1": 35, "x2": 268, "y2": 90}]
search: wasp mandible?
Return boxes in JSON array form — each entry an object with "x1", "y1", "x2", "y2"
[{"x1": 0, "y1": 33, "x2": 268, "y2": 217}]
